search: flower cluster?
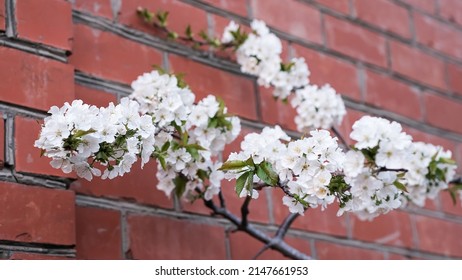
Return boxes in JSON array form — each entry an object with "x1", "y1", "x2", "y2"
[
  {"x1": 403, "y1": 142, "x2": 456, "y2": 207},
  {"x1": 221, "y1": 20, "x2": 345, "y2": 131},
  {"x1": 222, "y1": 127, "x2": 346, "y2": 215},
  {"x1": 37, "y1": 70, "x2": 241, "y2": 202},
  {"x1": 291, "y1": 84, "x2": 346, "y2": 131},
  {"x1": 35, "y1": 98, "x2": 156, "y2": 181}
]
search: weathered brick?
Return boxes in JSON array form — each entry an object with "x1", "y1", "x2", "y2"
[
  {"x1": 258, "y1": 86, "x2": 298, "y2": 131},
  {"x1": 76, "y1": 206, "x2": 122, "y2": 260},
  {"x1": 351, "y1": 211, "x2": 414, "y2": 248},
  {"x1": 414, "y1": 13, "x2": 462, "y2": 59},
  {"x1": 415, "y1": 215, "x2": 462, "y2": 257},
  {"x1": 271, "y1": 188, "x2": 348, "y2": 236},
  {"x1": 325, "y1": 16, "x2": 387, "y2": 67},
  {"x1": 229, "y1": 231, "x2": 311, "y2": 259},
  {"x1": 203, "y1": 0, "x2": 248, "y2": 16},
  {"x1": 315, "y1": 241, "x2": 385, "y2": 259},
  {"x1": 316, "y1": 0, "x2": 350, "y2": 14},
  {"x1": 390, "y1": 41, "x2": 446, "y2": 89},
  {"x1": 447, "y1": 63, "x2": 462, "y2": 97},
  {"x1": 71, "y1": 160, "x2": 172, "y2": 209},
  {"x1": 70, "y1": 24, "x2": 162, "y2": 84},
  {"x1": 439, "y1": 0, "x2": 462, "y2": 26},
  {"x1": 440, "y1": 192, "x2": 462, "y2": 217},
  {"x1": 0, "y1": 181, "x2": 75, "y2": 245},
  {"x1": 404, "y1": 126, "x2": 456, "y2": 152},
  {"x1": 401, "y1": 0, "x2": 436, "y2": 13},
  {"x1": 365, "y1": 70, "x2": 422, "y2": 120},
  {"x1": 169, "y1": 54, "x2": 258, "y2": 120},
  {"x1": 119, "y1": 0, "x2": 208, "y2": 36},
  {"x1": 75, "y1": 84, "x2": 117, "y2": 108},
  {"x1": 15, "y1": 116, "x2": 76, "y2": 178},
  {"x1": 0, "y1": 47, "x2": 74, "y2": 112},
  {"x1": 128, "y1": 215, "x2": 226, "y2": 259},
  {"x1": 293, "y1": 45, "x2": 361, "y2": 100},
  {"x1": 0, "y1": 0, "x2": 5, "y2": 30},
  {"x1": 73, "y1": 0, "x2": 113, "y2": 19},
  {"x1": 250, "y1": 0, "x2": 323, "y2": 44},
  {"x1": 424, "y1": 93, "x2": 462, "y2": 134},
  {"x1": 16, "y1": 0, "x2": 73, "y2": 50},
  {"x1": 354, "y1": 0, "x2": 410, "y2": 38}
]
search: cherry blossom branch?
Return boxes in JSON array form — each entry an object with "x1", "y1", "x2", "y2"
[
  {"x1": 201, "y1": 193, "x2": 311, "y2": 260},
  {"x1": 240, "y1": 195, "x2": 252, "y2": 229},
  {"x1": 377, "y1": 167, "x2": 408, "y2": 173}
]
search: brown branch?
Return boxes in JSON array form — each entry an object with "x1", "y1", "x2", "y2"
[
  {"x1": 240, "y1": 195, "x2": 252, "y2": 229},
  {"x1": 377, "y1": 167, "x2": 408, "y2": 173}
]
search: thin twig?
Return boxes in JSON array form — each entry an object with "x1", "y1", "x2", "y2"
[
  {"x1": 450, "y1": 177, "x2": 462, "y2": 184},
  {"x1": 377, "y1": 167, "x2": 408, "y2": 173},
  {"x1": 332, "y1": 126, "x2": 349, "y2": 150},
  {"x1": 218, "y1": 191, "x2": 226, "y2": 208}
]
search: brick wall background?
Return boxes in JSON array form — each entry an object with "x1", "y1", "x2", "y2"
[{"x1": 1, "y1": 0, "x2": 462, "y2": 260}]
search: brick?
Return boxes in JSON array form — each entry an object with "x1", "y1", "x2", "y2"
[
  {"x1": 169, "y1": 55, "x2": 258, "y2": 120},
  {"x1": 415, "y1": 215, "x2": 462, "y2": 257},
  {"x1": 250, "y1": 0, "x2": 323, "y2": 44},
  {"x1": 0, "y1": 114, "x2": 4, "y2": 165},
  {"x1": 401, "y1": 0, "x2": 436, "y2": 13},
  {"x1": 404, "y1": 126, "x2": 456, "y2": 152},
  {"x1": 351, "y1": 211, "x2": 413, "y2": 248},
  {"x1": 0, "y1": 0, "x2": 5, "y2": 30},
  {"x1": 8, "y1": 252, "x2": 71, "y2": 260},
  {"x1": 390, "y1": 41, "x2": 446, "y2": 89},
  {"x1": 71, "y1": 160, "x2": 172, "y2": 209},
  {"x1": 424, "y1": 93, "x2": 462, "y2": 134},
  {"x1": 447, "y1": 63, "x2": 462, "y2": 97},
  {"x1": 293, "y1": 45, "x2": 361, "y2": 100},
  {"x1": 76, "y1": 206, "x2": 122, "y2": 260},
  {"x1": 0, "y1": 47, "x2": 74, "y2": 112},
  {"x1": 119, "y1": 0, "x2": 208, "y2": 36},
  {"x1": 338, "y1": 109, "x2": 366, "y2": 146},
  {"x1": 271, "y1": 188, "x2": 348, "y2": 236},
  {"x1": 73, "y1": 0, "x2": 113, "y2": 19},
  {"x1": 325, "y1": 16, "x2": 387, "y2": 67},
  {"x1": 75, "y1": 84, "x2": 117, "y2": 108},
  {"x1": 457, "y1": 143, "x2": 462, "y2": 173},
  {"x1": 316, "y1": 0, "x2": 350, "y2": 14},
  {"x1": 16, "y1": 0, "x2": 73, "y2": 50},
  {"x1": 70, "y1": 24, "x2": 162, "y2": 84},
  {"x1": 128, "y1": 215, "x2": 226, "y2": 259},
  {"x1": 315, "y1": 241, "x2": 385, "y2": 259},
  {"x1": 258, "y1": 86, "x2": 298, "y2": 131},
  {"x1": 439, "y1": 0, "x2": 462, "y2": 26},
  {"x1": 15, "y1": 116, "x2": 76, "y2": 178},
  {"x1": 203, "y1": 0, "x2": 248, "y2": 17},
  {"x1": 414, "y1": 13, "x2": 462, "y2": 59},
  {"x1": 440, "y1": 192, "x2": 462, "y2": 217},
  {"x1": 229, "y1": 231, "x2": 311, "y2": 259},
  {"x1": 0, "y1": 181, "x2": 75, "y2": 245},
  {"x1": 365, "y1": 70, "x2": 422, "y2": 120},
  {"x1": 354, "y1": 0, "x2": 410, "y2": 38}
]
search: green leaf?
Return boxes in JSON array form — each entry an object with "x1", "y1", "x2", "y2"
[
  {"x1": 74, "y1": 129, "x2": 97, "y2": 138},
  {"x1": 219, "y1": 160, "x2": 250, "y2": 171},
  {"x1": 197, "y1": 169, "x2": 208, "y2": 181},
  {"x1": 186, "y1": 146, "x2": 200, "y2": 161},
  {"x1": 158, "y1": 155, "x2": 167, "y2": 171},
  {"x1": 438, "y1": 157, "x2": 456, "y2": 165},
  {"x1": 449, "y1": 188, "x2": 457, "y2": 205},
  {"x1": 167, "y1": 31, "x2": 178, "y2": 39},
  {"x1": 161, "y1": 141, "x2": 170, "y2": 153},
  {"x1": 393, "y1": 181, "x2": 408, "y2": 193},
  {"x1": 235, "y1": 171, "x2": 252, "y2": 196},
  {"x1": 256, "y1": 161, "x2": 279, "y2": 186},
  {"x1": 185, "y1": 24, "x2": 193, "y2": 39},
  {"x1": 186, "y1": 143, "x2": 206, "y2": 151},
  {"x1": 174, "y1": 175, "x2": 188, "y2": 198}
]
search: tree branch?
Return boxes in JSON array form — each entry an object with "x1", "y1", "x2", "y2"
[
  {"x1": 240, "y1": 195, "x2": 252, "y2": 229},
  {"x1": 377, "y1": 167, "x2": 408, "y2": 173},
  {"x1": 201, "y1": 196, "x2": 311, "y2": 260},
  {"x1": 252, "y1": 212, "x2": 301, "y2": 259},
  {"x1": 451, "y1": 177, "x2": 462, "y2": 184},
  {"x1": 332, "y1": 126, "x2": 349, "y2": 150}
]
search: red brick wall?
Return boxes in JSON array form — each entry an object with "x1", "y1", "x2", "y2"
[{"x1": 1, "y1": 0, "x2": 462, "y2": 260}]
